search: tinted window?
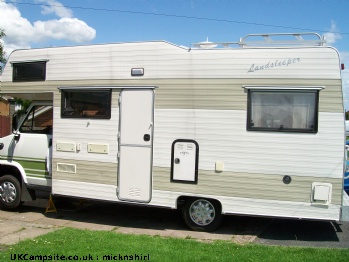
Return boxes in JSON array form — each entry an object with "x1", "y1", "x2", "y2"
[
  {"x1": 61, "y1": 89, "x2": 111, "y2": 119},
  {"x1": 247, "y1": 90, "x2": 318, "y2": 133},
  {"x1": 13, "y1": 61, "x2": 46, "y2": 82}
]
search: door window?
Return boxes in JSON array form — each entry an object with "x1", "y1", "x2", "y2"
[{"x1": 19, "y1": 105, "x2": 53, "y2": 134}]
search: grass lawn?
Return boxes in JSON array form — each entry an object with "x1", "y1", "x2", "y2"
[{"x1": 1, "y1": 228, "x2": 348, "y2": 261}]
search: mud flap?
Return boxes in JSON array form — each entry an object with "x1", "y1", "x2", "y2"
[{"x1": 21, "y1": 180, "x2": 36, "y2": 201}]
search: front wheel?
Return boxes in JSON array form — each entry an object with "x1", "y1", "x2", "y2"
[
  {"x1": 0, "y1": 175, "x2": 23, "y2": 210},
  {"x1": 182, "y1": 198, "x2": 223, "y2": 231}
]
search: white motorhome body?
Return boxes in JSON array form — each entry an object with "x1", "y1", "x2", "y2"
[{"x1": 0, "y1": 33, "x2": 346, "y2": 231}]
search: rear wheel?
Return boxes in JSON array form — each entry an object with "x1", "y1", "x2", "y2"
[
  {"x1": 0, "y1": 175, "x2": 23, "y2": 210},
  {"x1": 182, "y1": 198, "x2": 222, "y2": 231}
]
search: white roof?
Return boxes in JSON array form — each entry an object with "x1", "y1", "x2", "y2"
[{"x1": 1, "y1": 40, "x2": 341, "y2": 82}]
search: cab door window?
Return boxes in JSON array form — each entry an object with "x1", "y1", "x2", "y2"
[{"x1": 19, "y1": 105, "x2": 53, "y2": 134}]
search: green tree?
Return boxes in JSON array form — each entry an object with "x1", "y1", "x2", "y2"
[
  {"x1": 14, "y1": 98, "x2": 32, "y2": 117},
  {"x1": 0, "y1": 28, "x2": 6, "y2": 73}
]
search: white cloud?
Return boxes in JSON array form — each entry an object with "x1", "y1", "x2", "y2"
[
  {"x1": 36, "y1": 0, "x2": 73, "y2": 18},
  {"x1": 324, "y1": 20, "x2": 342, "y2": 44},
  {"x1": 34, "y1": 18, "x2": 96, "y2": 43},
  {"x1": 0, "y1": 0, "x2": 96, "y2": 55}
]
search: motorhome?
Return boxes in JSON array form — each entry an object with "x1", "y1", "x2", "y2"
[{"x1": 0, "y1": 33, "x2": 346, "y2": 231}]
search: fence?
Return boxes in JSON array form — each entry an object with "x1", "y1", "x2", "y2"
[{"x1": 0, "y1": 115, "x2": 11, "y2": 137}]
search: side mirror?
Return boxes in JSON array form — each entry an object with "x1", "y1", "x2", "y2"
[{"x1": 12, "y1": 113, "x2": 18, "y2": 132}]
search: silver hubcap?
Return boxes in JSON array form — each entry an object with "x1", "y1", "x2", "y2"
[
  {"x1": 189, "y1": 199, "x2": 215, "y2": 226},
  {"x1": 0, "y1": 181, "x2": 17, "y2": 204}
]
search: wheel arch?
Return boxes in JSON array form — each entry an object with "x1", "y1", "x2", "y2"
[
  {"x1": 0, "y1": 161, "x2": 27, "y2": 183},
  {"x1": 176, "y1": 195, "x2": 222, "y2": 212},
  {"x1": 0, "y1": 162, "x2": 35, "y2": 203}
]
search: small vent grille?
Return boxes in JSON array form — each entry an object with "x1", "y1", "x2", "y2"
[
  {"x1": 128, "y1": 188, "x2": 140, "y2": 197},
  {"x1": 57, "y1": 163, "x2": 76, "y2": 174}
]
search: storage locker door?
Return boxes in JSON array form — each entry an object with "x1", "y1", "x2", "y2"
[{"x1": 171, "y1": 140, "x2": 199, "y2": 184}]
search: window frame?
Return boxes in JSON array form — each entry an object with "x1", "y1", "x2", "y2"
[
  {"x1": 12, "y1": 61, "x2": 47, "y2": 82},
  {"x1": 61, "y1": 89, "x2": 112, "y2": 119},
  {"x1": 246, "y1": 87, "x2": 320, "y2": 133}
]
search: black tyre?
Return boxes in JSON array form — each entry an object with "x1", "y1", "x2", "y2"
[
  {"x1": 182, "y1": 198, "x2": 223, "y2": 232},
  {"x1": 0, "y1": 175, "x2": 23, "y2": 210}
]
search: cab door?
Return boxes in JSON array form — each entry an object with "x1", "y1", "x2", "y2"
[{"x1": 11, "y1": 104, "x2": 53, "y2": 186}]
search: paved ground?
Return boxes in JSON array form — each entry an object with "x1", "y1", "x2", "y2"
[{"x1": 0, "y1": 194, "x2": 348, "y2": 248}]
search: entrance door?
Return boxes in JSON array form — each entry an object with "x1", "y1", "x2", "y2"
[{"x1": 117, "y1": 89, "x2": 154, "y2": 202}]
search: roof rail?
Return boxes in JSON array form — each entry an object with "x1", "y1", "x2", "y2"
[
  {"x1": 191, "y1": 32, "x2": 326, "y2": 49},
  {"x1": 191, "y1": 41, "x2": 240, "y2": 49},
  {"x1": 238, "y1": 33, "x2": 326, "y2": 47}
]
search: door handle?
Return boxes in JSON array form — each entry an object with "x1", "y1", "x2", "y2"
[{"x1": 143, "y1": 134, "x2": 150, "y2": 141}]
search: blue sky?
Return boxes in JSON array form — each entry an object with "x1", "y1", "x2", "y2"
[
  {"x1": 1, "y1": 0, "x2": 349, "y2": 106},
  {"x1": 1, "y1": 0, "x2": 348, "y2": 49}
]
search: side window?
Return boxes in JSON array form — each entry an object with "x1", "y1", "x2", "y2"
[
  {"x1": 247, "y1": 89, "x2": 318, "y2": 133},
  {"x1": 13, "y1": 61, "x2": 47, "y2": 82},
  {"x1": 19, "y1": 105, "x2": 53, "y2": 134},
  {"x1": 61, "y1": 89, "x2": 111, "y2": 119}
]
